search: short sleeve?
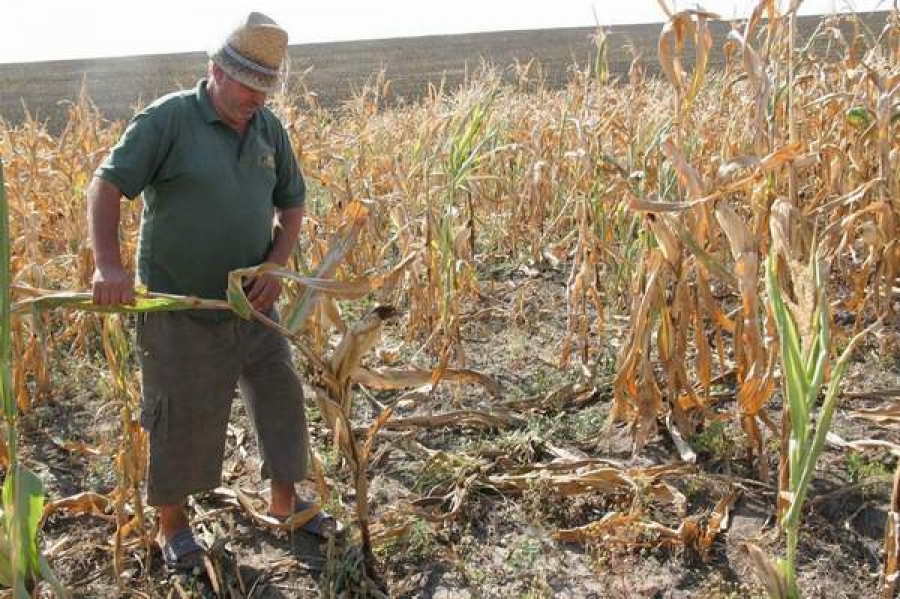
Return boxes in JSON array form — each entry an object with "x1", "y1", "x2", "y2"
[
  {"x1": 271, "y1": 122, "x2": 305, "y2": 210},
  {"x1": 95, "y1": 104, "x2": 173, "y2": 200}
]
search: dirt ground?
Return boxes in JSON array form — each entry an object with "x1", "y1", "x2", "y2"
[{"x1": 17, "y1": 263, "x2": 900, "y2": 598}]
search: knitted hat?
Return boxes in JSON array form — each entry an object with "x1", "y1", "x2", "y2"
[{"x1": 209, "y1": 12, "x2": 288, "y2": 93}]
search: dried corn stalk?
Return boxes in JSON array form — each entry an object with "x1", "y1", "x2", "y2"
[{"x1": 881, "y1": 462, "x2": 900, "y2": 598}]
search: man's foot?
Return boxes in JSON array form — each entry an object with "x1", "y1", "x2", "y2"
[
  {"x1": 159, "y1": 528, "x2": 206, "y2": 572},
  {"x1": 269, "y1": 498, "x2": 343, "y2": 540},
  {"x1": 158, "y1": 503, "x2": 190, "y2": 541},
  {"x1": 157, "y1": 503, "x2": 205, "y2": 571},
  {"x1": 268, "y1": 481, "x2": 342, "y2": 539},
  {"x1": 269, "y1": 480, "x2": 298, "y2": 516}
]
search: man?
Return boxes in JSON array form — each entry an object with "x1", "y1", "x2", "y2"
[{"x1": 88, "y1": 12, "x2": 337, "y2": 571}]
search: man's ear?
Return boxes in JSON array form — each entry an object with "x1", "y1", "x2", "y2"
[{"x1": 209, "y1": 62, "x2": 224, "y2": 83}]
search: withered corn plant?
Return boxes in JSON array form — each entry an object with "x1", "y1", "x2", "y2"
[
  {"x1": 228, "y1": 201, "x2": 498, "y2": 587},
  {"x1": 99, "y1": 315, "x2": 150, "y2": 583},
  {"x1": 881, "y1": 463, "x2": 900, "y2": 599},
  {"x1": 610, "y1": 0, "x2": 898, "y2": 472},
  {"x1": 27, "y1": 199, "x2": 495, "y2": 593},
  {"x1": 612, "y1": 7, "x2": 730, "y2": 459}
]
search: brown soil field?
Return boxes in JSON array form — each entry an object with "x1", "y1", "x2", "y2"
[
  {"x1": 0, "y1": 11, "x2": 889, "y2": 131},
  {"x1": 23, "y1": 268, "x2": 900, "y2": 597}
]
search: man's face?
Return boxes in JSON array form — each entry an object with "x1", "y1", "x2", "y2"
[{"x1": 209, "y1": 64, "x2": 267, "y2": 129}]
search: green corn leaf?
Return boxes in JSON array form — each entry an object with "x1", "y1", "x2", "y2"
[
  {"x1": 0, "y1": 521, "x2": 14, "y2": 587},
  {"x1": 225, "y1": 274, "x2": 253, "y2": 320},
  {"x1": 802, "y1": 344, "x2": 827, "y2": 424},
  {"x1": 13, "y1": 291, "x2": 229, "y2": 316},
  {"x1": 805, "y1": 262, "x2": 832, "y2": 403},
  {"x1": 766, "y1": 256, "x2": 810, "y2": 442},
  {"x1": 846, "y1": 105, "x2": 872, "y2": 129},
  {"x1": 3, "y1": 465, "x2": 45, "y2": 591},
  {"x1": 0, "y1": 141, "x2": 30, "y2": 599},
  {"x1": 784, "y1": 325, "x2": 871, "y2": 527},
  {"x1": 0, "y1": 162, "x2": 13, "y2": 423}
]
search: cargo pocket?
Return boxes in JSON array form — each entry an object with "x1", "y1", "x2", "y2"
[{"x1": 139, "y1": 390, "x2": 167, "y2": 440}]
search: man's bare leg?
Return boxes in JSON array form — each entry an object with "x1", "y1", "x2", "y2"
[
  {"x1": 269, "y1": 479, "x2": 296, "y2": 518},
  {"x1": 268, "y1": 479, "x2": 338, "y2": 537},
  {"x1": 158, "y1": 503, "x2": 189, "y2": 542}
]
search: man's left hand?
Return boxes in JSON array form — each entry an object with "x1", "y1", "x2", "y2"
[{"x1": 245, "y1": 272, "x2": 282, "y2": 312}]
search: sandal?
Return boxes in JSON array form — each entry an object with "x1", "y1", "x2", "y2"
[
  {"x1": 271, "y1": 499, "x2": 343, "y2": 540},
  {"x1": 160, "y1": 528, "x2": 206, "y2": 572}
]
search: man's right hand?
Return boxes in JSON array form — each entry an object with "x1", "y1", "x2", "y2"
[{"x1": 91, "y1": 266, "x2": 135, "y2": 306}]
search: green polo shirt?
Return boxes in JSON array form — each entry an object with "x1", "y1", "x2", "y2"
[{"x1": 96, "y1": 79, "x2": 305, "y2": 300}]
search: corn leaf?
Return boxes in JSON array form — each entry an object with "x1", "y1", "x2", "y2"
[
  {"x1": 283, "y1": 200, "x2": 370, "y2": 333},
  {"x1": 3, "y1": 465, "x2": 43, "y2": 593},
  {"x1": 13, "y1": 291, "x2": 229, "y2": 315}
]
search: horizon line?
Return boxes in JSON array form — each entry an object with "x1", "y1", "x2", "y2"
[{"x1": 0, "y1": 8, "x2": 889, "y2": 67}]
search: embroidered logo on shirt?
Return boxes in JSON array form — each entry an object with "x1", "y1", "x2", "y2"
[{"x1": 260, "y1": 153, "x2": 276, "y2": 169}]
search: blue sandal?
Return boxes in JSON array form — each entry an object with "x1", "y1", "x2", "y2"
[{"x1": 160, "y1": 528, "x2": 206, "y2": 572}]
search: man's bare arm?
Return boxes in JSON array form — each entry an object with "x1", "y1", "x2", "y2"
[
  {"x1": 87, "y1": 176, "x2": 135, "y2": 305},
  {"x1": 245, "y1": 206, "x2": 304, "y2": 311},
  {"x1": 267, "y1": 206, "x2": 304, "y2": 268}
]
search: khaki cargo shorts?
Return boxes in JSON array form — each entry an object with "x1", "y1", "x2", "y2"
[{"x1": 136, "y1": 310, "x2": 309, "y2": 506}]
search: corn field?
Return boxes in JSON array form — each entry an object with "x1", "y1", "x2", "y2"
[{"x1": 1, "y1": 4, "x2": 900, "y2": 598}]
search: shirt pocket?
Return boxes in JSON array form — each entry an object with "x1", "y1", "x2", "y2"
[{"x1": 253, "y1": 140, "x2": 278, "y2": 190}]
